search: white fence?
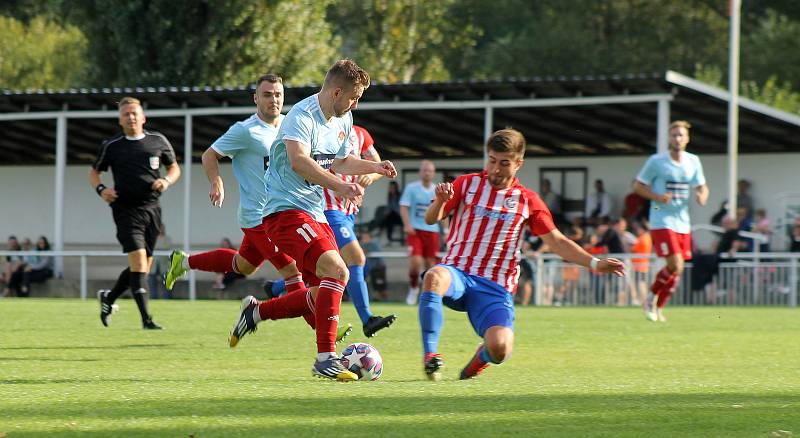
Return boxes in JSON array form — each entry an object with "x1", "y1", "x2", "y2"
[{"x1": 1, "y1": 250, "x2": 798, "y2": 307}]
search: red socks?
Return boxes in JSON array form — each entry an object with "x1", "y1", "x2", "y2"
[
  {"x1": 257, "y1": 289, "x2": 314, "y2": 322},
  {"x1": 284, "y1": 274, "x2": 305, "y2": 293},
  {"x1": 314, "y1": 278, "x2": 346, "y2": 353},
  {"x1": 409, "y1": 270, "x2": 420, "y2": 288},
  {"x1": 188, "y1": 248, "x2": 237, "y2": 273},
  {"x1": 651, "y1": 267, "x2": 679, "y2": 308}
]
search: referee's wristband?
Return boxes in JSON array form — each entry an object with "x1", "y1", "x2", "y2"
[
  {"x1": 95, "y1": 184, "x2": 107, "y2": 196},
  {"x1": 590, "y1": 257, "x2": 601, "y2": 270}
]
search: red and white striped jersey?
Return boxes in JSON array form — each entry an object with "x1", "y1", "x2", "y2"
[
  {"x1": 323, "y1": 125, "x2": 377, "y2": 215},
  {"x1": 442, "y1": 172, "x2": 556, "y2": 293}
]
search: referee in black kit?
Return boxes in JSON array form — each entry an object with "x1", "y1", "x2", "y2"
[{"x1": 89, "y1": 96, "x2": 181, "y2": 329}]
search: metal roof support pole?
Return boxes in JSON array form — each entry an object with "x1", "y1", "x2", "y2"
[
  {"x1": 727, "y1": 0, "x2": 742, "y2": 220},
  {"x1": 54, "y1": 114, "x2": 67, "y2": 277},
  {"x1": 656, "y1": 98, "x2": 670, "y2": 154},
  {"x1": 483, "y1": 105, "x2": 493, "y2": 165},
  {"x1": 183, "y1": 113, "x2": 196, "y2": 301}
]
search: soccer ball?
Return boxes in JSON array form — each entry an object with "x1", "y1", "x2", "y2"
[{"x1": 340, "y1": 342, "x2": 383, "y2": 381}]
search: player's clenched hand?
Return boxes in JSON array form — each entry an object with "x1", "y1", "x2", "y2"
[
  {"x1": 337, "y1": 181, "x2": 364, "y2": 202},
  {"x1": 100, "y1": 187, "x2": 118, "y2": 204},
  {"x1": 434, "y1": 183, "x2": 455, "y2": 202},
  {"x1": 374, "y1": 160, "x2": 397, "y2": 178},
  {"x1": 356, "y1": 175, "x2": 374, "y2": 188},
  {"x1": 658, "y1": 192, "x2": 673, "y2": 204},
  {"x1": 209, "y1": 182, "x2": 224, "y2": 207},
  {"x1": 595, "y1": 258, "x2": 626, "y2": 277},
  {"x1": 151, "y1": 178, "x2": 171, "y2": 193}
]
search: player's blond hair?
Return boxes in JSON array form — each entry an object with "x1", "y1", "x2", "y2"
[
  {"x1": 670, "y1": 120, "x2": 691, "y2": 131},
  {"x1": 117, "y1": 96, "x2": 141, "y2": 109},
  {"x1": 324, "y1": 59, "x2": 370, "y2": 90},
  {"x1": 487, "y1": 128, "x2": 526, "y2": 158}
]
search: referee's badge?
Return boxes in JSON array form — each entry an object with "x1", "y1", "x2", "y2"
[{"x1": 149, "y1": 156, "x2": 160, "y2": 170}]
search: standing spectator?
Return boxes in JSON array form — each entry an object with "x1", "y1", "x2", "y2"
[
  {"x1": 360, "y1": 231, "x2": 389, "y2": 302},
  {"x1": 622, "y1": 180, "x2": 649, "y2": 223},
  {"x1": 540, "y1": 179, "x2": 563, "y2": 225},
  {"x1": 400, "y1": 159, "x2": 440, "y2": 305},
  {"x1": 634, "y1": 120, "x2": 709, "y2": 322},
  {"x1": 737, "y1": 179, "x2": 754, "y2": 219},
  {"x1": 19, "y1": 236, "x2": 54, "y2": 297},
  {"x1": 585, "y1": 179, "x2": 613, "y2": 226},
  {"x1": 2, "y1": 236, "x2": 23, "y2": 297},
  {"x1": 790, "y1": 218, "x2": 800, "y2": 252},
  {"x1": 752, "y1": 209, "x2": 770, "y2": 252},
  {"x1": 630, "y1": 221, "x2": 652, "y2": 306},
  {"x1": 91, "y1": 96, "x2": 181, "y2": 329}
]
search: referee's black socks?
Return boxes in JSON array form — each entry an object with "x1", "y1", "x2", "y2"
[
  {"x1": 106, "y1": 268, "x2": 131, "y2": 303},
  {"x1": 130, "y1": 271, "x2": 151, "y2": 322}
]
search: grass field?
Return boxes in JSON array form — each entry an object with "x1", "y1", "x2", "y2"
[{"x1": 1, "y1": 298, "x2": 798, "y2": 437}]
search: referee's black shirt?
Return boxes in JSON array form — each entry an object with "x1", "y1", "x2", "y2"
[{"x1": 93, "y1": 130, "x2": 177, "y2": 207}]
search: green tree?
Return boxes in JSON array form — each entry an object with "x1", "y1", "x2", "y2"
[
  {"x1": 71, "y1": 0, "x2": 339, "y2": 87},
  {"x1": 0, "y1": 15, "x2": 87, "y2": 90},
  {"x1": 328, "y1": 0, "x2": 480, "y2": 83}
]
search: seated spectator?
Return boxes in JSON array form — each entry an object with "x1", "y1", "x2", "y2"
[
  {"x1": 736, "y1": 207, "x2": 754, "y2": 252},
  {"x1": 360, "y1": 231, "x2": 388, "y2": 301},
  {"x1": 2, "y1": 235, "x2": 23, "y2": 296},
  {"x1": 212, "y1": 238, "x2": 245, "y2": 295},
  {"x1": 19, "y1": 236, "x2": 54, "y2": 297},
  {"x1": 585, "y1": 179, "x2": 613, "y2": 226},
  {"x1": 597, "y1": 219, "x2": 625, "y2": 254},
  {"x1": 372, "y1": 181, "x2": 404, "y2": 245}
]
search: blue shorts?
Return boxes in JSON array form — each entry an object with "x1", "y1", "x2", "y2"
[
  {"x1": 324, "y1": 210, "x2": 358, "y2": 249},
  {"x1": 439, "y1": 264, "x2": 515, "y2": 337}
]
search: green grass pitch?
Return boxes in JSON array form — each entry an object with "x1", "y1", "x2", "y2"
[{"x1": 1, "y1": 298, "x2": 798, "y2": 437}]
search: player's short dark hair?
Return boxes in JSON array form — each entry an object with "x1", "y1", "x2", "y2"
[
  {"x1": 487, "y1": 128, "x2": 525, "y2": 158},
  {"x1": 118, "y1": 96, "x2": 141, "y2": 109},
  {"x1": 324, "y1": 59, "x2": 370, "y2": 90},
  {"x1": 256, "y1": 74, "x2": 283, "y2": 88}
]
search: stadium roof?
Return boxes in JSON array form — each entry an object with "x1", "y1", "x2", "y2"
[{"x1": 1, "y1": 71, "x2": 799, "y2": 165}]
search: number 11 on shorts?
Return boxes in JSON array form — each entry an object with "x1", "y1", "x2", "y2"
[{"x1": 296, "y1": 223, "x2": 318, "y2": 243}]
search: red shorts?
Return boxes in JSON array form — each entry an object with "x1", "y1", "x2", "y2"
[
  {"x1": 239, "y1": 219, "x2": 295, "y2": 270},
  {"x1": 407, "y1": 230, "x2": 440, "y2": 258},
  {"x1": 263, "y1": 209, "x2": 338, "y2": 287},
  {"x1": 651, "y1": 228, "x2": 693, "y2": 261}
]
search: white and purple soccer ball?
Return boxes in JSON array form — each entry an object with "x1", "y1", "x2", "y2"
[{"x1": 340, "y1": 342, "x2": 383, "y2": 381}]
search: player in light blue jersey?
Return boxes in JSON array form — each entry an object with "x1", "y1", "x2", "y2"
[
  {"x1": 251, "y1": 60, "x2": 396, "y2": 381},
  {"x1": 634, "y1": 120, "x2": 709, "y2": 322},
  {"x1": 163, "y1": 75, "x2": 353, "y2": 346},
  {"x1": 400, "y1": 160, "x2": 442, "y2": 305}
]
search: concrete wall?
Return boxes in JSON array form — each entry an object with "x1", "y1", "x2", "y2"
[{"x1": 2, "y1": 152, "x2": 798, "y2": 248}]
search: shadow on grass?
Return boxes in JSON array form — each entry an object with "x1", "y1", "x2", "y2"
[{"x1": 2, "y1": 392, "x2": 798, "y2": 438}]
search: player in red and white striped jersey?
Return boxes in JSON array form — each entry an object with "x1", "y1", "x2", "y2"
[
  {"x1": 322, "y1": 125, "x2": 397, "y2": 338},
  {"x1": 419, "y1": 128, "x2": 625, "y2": 381}
]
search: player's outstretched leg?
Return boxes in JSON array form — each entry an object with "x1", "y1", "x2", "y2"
[
  {"x1": 419, "y1": 290, "x2": 444, "y2": 381},
  {"x1": 363, "y1": 314, "x2": 397, "y2": 338},
  {"x1": 229, "y1": 295, "x2": 259, "y2": 347},
  {"x1": 164, "y1": 250, "x2": 189, "y2": 290},
  {"x1": 459, "y1": 344, "x2": 491, "y2": 380},
  {"x1": 460, "y1": 326, "x2": 513, "y2": 380}
]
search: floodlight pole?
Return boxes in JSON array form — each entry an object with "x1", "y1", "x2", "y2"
[
  {"x1": 727, "y1": 0, "x2": 741, "y2": 220},
  {"x1": 183, "y1": 113, "x2": 196, "y2": 301},
  {"x1": 656, "y1": 98, "x2": 670, "y2": 154},
  {"x1": 54, "y1": 113, "x2": 67, "y2": 277}
]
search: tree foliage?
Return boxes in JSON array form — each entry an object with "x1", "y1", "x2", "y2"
[
  {"x1": 0, "y1": 15, "x2": 87, "y2": 90},
  {"x1": 70, "y1": 0, "x2": 339, "y2": 87}
]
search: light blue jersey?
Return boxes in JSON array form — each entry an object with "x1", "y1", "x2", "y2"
[
  {"x1": 400, "y1": 180, "x2": 438, "y2": 232},
  {"x1": 264, "y1": 94, "x2": 352, "y2": 222},
  {"x1": 636, "y1": 151, "x2": 706, "y2": 234},
  {"x1": 211, "y1": 114, "x2": 283, "y2": 229}
]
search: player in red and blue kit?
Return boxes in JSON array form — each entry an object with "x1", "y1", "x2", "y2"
[
  {"x1": 322, "y1": 125, "x2": 397, "y2": 337},
  {"x1": 634, "y1": 120, "x2": 708, "y2": 322},
  {"x1": 420, "y1": 129, "x2": 625, "y2": 380}
]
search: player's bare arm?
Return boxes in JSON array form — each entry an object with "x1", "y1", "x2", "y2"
[
  {"x1": 400, "y1": 205, "x2": 415, "y2": 236},
  {"x1": 88, "y1": 167, "x2": 118, "y2": 204},
  {"x1": 151, "y1": 163, "x2": 181, "y2": 193},
  {"x1": 695, "y1": 184, "x2": 709, "y2": 206},
  {"x1": 425, "y1": 182, "x2": 454, "y2": 225},
  {"x1": 201, "y1": 147, "x2": 225, "y2": 207},
  {"x1": 540, "y1": 228, "x2": 625, "y2": 276},
  {"x1": 332, "y1": 154, "x2": 397, "y2": 179},
  {"x1": 284, "y1": 139, "x2": 364, "y2": 202},
  {"x1": 633, "y1": 180, "x2": 672, "y2": 204}
]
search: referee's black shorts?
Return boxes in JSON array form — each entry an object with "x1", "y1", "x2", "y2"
[{"x1": 111, "y1": 204, "x2": 162, "y2": 256}]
